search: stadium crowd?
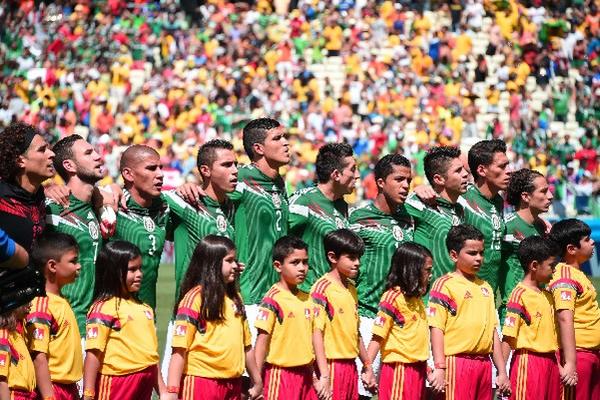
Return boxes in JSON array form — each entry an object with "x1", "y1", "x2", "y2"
[{"x1": 0, "y1": 0, "x2": 599, "y2": 215}]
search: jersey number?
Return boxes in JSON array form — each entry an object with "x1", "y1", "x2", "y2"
[
  {"x1": 148, "y1": 234, "x2": 157, "y2": 256},
  {"x1": 275, "y1": 210, "x2": 282, "y2": 232}
]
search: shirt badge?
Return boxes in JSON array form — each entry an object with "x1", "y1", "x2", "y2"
[
  {"x1": 481, "y1": 287, "x2": 490, "y2": 297},
  {"x1": 0, "y1": 354, "x2": 5, "y2": 367},
  {"x1": 87, "y1": 327, "x2": 98, "y2": 339},
  {"x1": 560, "y1": 291, "x2": 572, "y2": 301},
  {"x1": 392, "y1": 225, "x2": 404, "y2": 241},
  {"x1": 271, "y1": 193, "x2": 282, "y2": 209},
  {"x1": 33, "y1": 328, "x2": 45, "y2": 340},
  {"x1": 374, "y1": 315, "x2": 385, "y2": 327},
  {"x1": 216, "y1": 215, "x2": 228, "y2": 232},
  {"x1": 305, "y1": 308, "x2": 311, "y2": 319},
  {"x1": 427, "y1": 307, "x2": 437, "y2": 317},
  {"x1": 88, "y1": 221, "x2": 99, "y2": 240},
  {"x1": 335, "y1": 217, "x2": 345, "y2": 229},
  {"x1": 174, "y1": 325, "x2": 187, "y2": 336},
  {"x1": 504, "y1": 316, "x2": 516, "y2": 327},
  {"x1": 143, "y1": 216, "x2": 156, "y2": 232},
  {"x1": 257, "y1": 309, "x2": 269, "y2": 321},
  {"x1": 144, "y1": 310, "x2": 153, "y2": 320}
]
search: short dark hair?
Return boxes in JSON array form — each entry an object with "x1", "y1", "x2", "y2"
[
  {"x1": 506, "y1": 169, "x2": 544, "y2": 207},
  {"x1": 423, "y1": 146, "x2": 461, "y2": 185},
  {"x1": 52, "y1": 134, "x2": 84, "y2": 181},
  {"x1": 273, "y1": 235, "x2": 308, "y2": 263},
  {"x1": 549, "y1": 219, "x2": 592, "y2": 255},
  {"x1": 0, "y1": 122, "x2": 41, "y2": 182},
  {"x1": 446, "y1": 224, "x2": 484, "y2": 254},
  {"x1": 30, "y1": 232, "x2": 79, "y2": 271},
  {"x1": 517, "y1": 235, "x2": 558, "y2": 273},
  {"x1": 315, "y1": 143, "x2": 354, "y2": 183},
  {"x1": 196, "y1": 139, "x2": 233, "y2": 173},
  {"x1": 242, "y1": 118, "x2": 281, "y2": 160},
  {"x1": 374, "y1": 154, "x2": 411, "y2": 182},
  {"x1": 468, "y1": 139, "x2": 507, "y2": 181},
  {"x1": 120, "y1": 145, "x2": 159, "y2": 172},
  {"x1": 324, "y1": 229, "x2": 365, "y2": 260},
  {"x1": 386, "y1": 242, "x2": 432, "y2": 297}
]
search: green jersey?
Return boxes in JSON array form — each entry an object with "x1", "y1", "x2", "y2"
[
  {"x1": 112, "y1": 190, "x2": 171, "y2": 309},
  {"x1": 349, "y1": 202, "x2": 414, "y2": 318},
  {"x1": 288, "y1": 187, "x2": 349, "y2": 293},
  {"x1": 405, "y1": 194, "x2": 464, "y2": 283},
  {"x1": 46, "y1": 195, "x2": 101, "y2": 336},
  {"x1": 231, "y1": 164, "x2": 289, "y2": 305},
  {"x1": 459, "y1": 185, "x2": 505, "y2": 292},
  {"x1": 498, "y1": 213, "x2": 550, "y2": 320},
  {"x1": 163, "y1": 191, "x2": 234, "y2": 295}
]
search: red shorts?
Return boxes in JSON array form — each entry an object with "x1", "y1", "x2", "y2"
[
  {"x1": 435, "y1": 354, "x2": 492, "y2": 400},
  {"x1": 263, "y1": 364, "x2": 317, "y2": 400},
  {"x1": 34, "y1": 383, "x2": 79, "y2": 400},
  {"x1": 96, "y1": 365, "x2": 157, "y2": 400},
  {"x1": 329, "y1": 359, "x2": 358, "y2": 400},
  {"x1": 378, "y1": 361, "x2": 427, "y2": 400},
  {"x1": 10, "y1": 390, "x2": 36, "y2": 400},
  {"x1": 562, "y1": 348, "x2": 600, "y2": 400},
  {"x1": 509, "y1": 350, "x2": 560, "y2": 400},
  {"x1": 179, "y1": 375, "x2": 241, "y2": 400}
]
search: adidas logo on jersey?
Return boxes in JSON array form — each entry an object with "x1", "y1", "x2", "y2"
[
  {"x1": 464, "y1": 291, "x2": 473, "y2": 299},
  {"x1": 288, "y1": 312, "x2": 295, "y2": 318}
]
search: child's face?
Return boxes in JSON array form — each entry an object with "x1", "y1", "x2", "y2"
[
  {"x1": 125, "y1": 256, "x2": 143, "y2": 294},
  {"x1": 532, "y1": 256, "x2": 556, "y2": 284},
  {"x1": 574, "y1": 235, "x2": 595, "y2": 263},
  {"x1": 419, "y1": 256, "x2": 433, "y2": 295},
  {"x1": 331, "y1": 253, "x2": 360, "y2": 279},
  {"x1": 221, "y1": 249, "x2": 238, "y2": 283},
  {"x1": 275, "y1": 249, "x2": 309, "y2": 287},
  {"x1": 450, "y1": 239, "x2": 484, "y2": 278},
  {"x1": 53, "y1": 249, "x2": 80, "y2": 285}
]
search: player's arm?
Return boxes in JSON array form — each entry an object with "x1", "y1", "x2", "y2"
[
  {"x1": 83, "y1": 349, "x2": 102, "y2": 400},
  {"x1": 254, "y1": 329, "x2": 271, "y2": 373},
  {"x1": 492, "y1": 330, "x2": 510, "y2": 395},
  {"x1": 244, "y1": 346, "x2": 263, "y2": 400},
  {"x1": 32, "y1": 352, "x2": 54, "y2": 398},
  {"x1": 557, "y1": 309, "x2": 578, "y2": 386},
  {"x1": 429, "y1": 327, "x2": 446, "y2": 393},
  {"x1": 0, "y1": 377, "x2": 8, "y2": 400},
  {"x1": 311, "y1": 328, "x2": 331, "y2": 399},
  {"x1": 155, "y1": 365, "x2": 167, "y2": 398},
  {"x1": 0, "y1": 229, "x2": 28, "y2": 269},
  {"x1": 358, "y1": 333, "x2": 376, "y2": 391},
  {"x1": 164, "y1": 347, "x2": 185, "y2": 400}
]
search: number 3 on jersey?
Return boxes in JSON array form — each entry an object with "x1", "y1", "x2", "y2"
[{"x1": 148, "y1": 234, "x2": 157, "y2": 256}]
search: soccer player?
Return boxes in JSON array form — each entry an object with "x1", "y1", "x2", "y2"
[
  {"x1": 289, "y1": 143, "x2": 359, "y2": 293},
  {"x1": 501, "y1": 236, "x2": 561, "y2": 400},
  {"x1": 405, "y1": 146, "x2": 468, "y2": 285},
  {"x1": 0, "y1": 228, "x2": 29, "y2": 268},
  {"x1": 427, "y1": 224, "x2": 510, "y2": 400},
  {"x1": 459, "y1": 139, "x2": 511, "y2": 292},
  {"x1": 254, "y1": 236, "x2": 317, "y2": 400},
  {"x1": 25, "y1": 232, "x2": 83, "y2": 399},
  {"x1": 311, "y1": 229, "x2": 370, "y2": 400},
  {"x1": 548, "y1": 219, "x2": 600, "y2": 400},
  {"x1": 499, "y1": 169, "x2": 553, "y2": 320},
  {"x1": 112, "y1": 145, "x2": 170, "y2": 309},
  {"x1": 46, "y1": 135, "x2": 104, "y2": 337}
]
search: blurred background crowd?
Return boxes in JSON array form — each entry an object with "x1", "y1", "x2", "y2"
[{"x1": 0, "y1": 0, "x2": 598, "y2": 217}]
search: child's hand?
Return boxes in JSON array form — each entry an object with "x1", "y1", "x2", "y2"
[
  {"x1": 159, "y1": 394, "x2": 178, "y2": 400},
  {"x1": 248, "y1": 381, "x2": 263, "y2": 400},
  {"x1": 559, "y1": 362, "x2": 578, "y2": 386},
  {"x1": 428, "y1": 368, "x2": 446, "y2": 393},
  {"x1": 495, "y1": 372, "x2": 511, "y2": 396},
  {"x1": 314, "y1": 375, "x2": 331, "y2": 400},
  {"x1": 361, "y1": 369, "x2": 377, "y2": 393}
]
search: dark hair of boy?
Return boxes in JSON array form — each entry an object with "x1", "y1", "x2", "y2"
[
  {"x1": 93, "y1": 241, "x2": 142, "y2": 302},
  {"x1": 323, "y1": 229, "x2": 365, "y2": 259},
  {"x1": 386, "y1": 242, "x2": 432, "y2": 297},
  {"x1": 51, "y1": 134, "x2": 84, "y2": 181},
  {"x1": 468, "y1": 139, "x2": 507, "y2": 182},
  {"x1": 423, "y1": 146, "x2": 461, "y2": 186},
  {"x1": 549, "y1": 219, "x2": 592, "y2": 255},
  {"x1": 506, "y1": 169, "x2": 544, "y2": 207},
  {"x1": 315, "y1": 143, "x2": 354, "y2": 183},
  {"x1": 374, "y1": 154, "x2": 411, "y2": 182},
  {"x1": 517, "y1": 235, "x2": 559, "y2": 274},
  {"x1": 197, "y1": 139, "x2": 234, "y2": 172},
  {"x1": 30, "y1": 232, "x2": 79, "y2": 271},
  {"x1": 272, "y1": 235, "x2": 308, "y2": 263},
  {"x1": 176, "y1": 235, "x2": 243, "y2": 322},
  {"x1": 446, "y1": 224, "x2": 485, "y2": 254},
  {"x1": 242, "y1": 118, "x2": 281, "y2": 160}
]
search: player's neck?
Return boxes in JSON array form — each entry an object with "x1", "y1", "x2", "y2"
[
  {"x1": 203, "y1": 182, "x2": 227, "y2": 204},
  {"x1": 15, "y1": 172, "x2": 43, "y2": 194},
  {"x1": 373, "y1": 192, "x2": 396, "y2": 215},
  {"x1": 327, "y1": 269, "x2": 349, "y2": 287},
  {"x1": 453, "y1": 269, "x2": 476, "y2": 281},
  {"x1": 474, "y1": 180, "x2": 497, "y2": 200},
  {"x1": 438, "y1": 188, "x2": 459, "y2": 204},
  {"x1": 562, "y1": 256, "x2": 582, "y2": 270},
  {"x1": 68, "y1": 178, "x2": 95, "y2": 203},
  {"x1": 516, "y1": 207, "x2": 538, "y2": 225},
  {"x1": 45, "y1": 279, "x2": 60, "y2": 296},
  {"x1": 521, "y1": 275, "x2": 542, "y2": 292},
  {"x1": 277, "y1": 280, "x2": 298, "y2": 294},
  {"x1": 253, "y1": 158, "x2": 281, "y2": 179},
  {"x1": 127, "y1": 186, "x2": 153, "y2": 208},
  {"x1": 317, "y1": 182, "x2": 342, "y2": 201}
]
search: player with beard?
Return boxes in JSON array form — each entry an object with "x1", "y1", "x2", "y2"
[{"x1": 46, "y1": 135, "x2": 104, "y2": 337}]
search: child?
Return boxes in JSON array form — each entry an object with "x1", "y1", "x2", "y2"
[
  {"x1": 362, "y1": 242, "x2": 433, "y2": 400},
  {"x1": 548, "y1": 219, "x2": 600, "y2": 400},
  {"x1": 501, "y1": 235, "x2": 561, "y2": 400},
  {"x1": 0, "y1": 304, "x2": 36, "y2": 399},
  {"x1": 25, "y1": 232, "x2": 82, "y2": 399},
  {"x1": 82, "y1": 241, "x2": 164, "y2": 400},
  {"x1": 427, "y1": 224, "x2": 510, "y2": 400},
  {"x1": 254, "y1": 236, "x2": 317, "y2": 400},
  {"x1": 310, "y1": 229, "x2": 369, "y2": 400},
  {"x1": 164, "y1": 235, "x2": 262, "y2": 400}
]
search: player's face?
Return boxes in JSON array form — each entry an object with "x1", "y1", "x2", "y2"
[
  {"x1": 380, "y1": 165, "x2": 412, "y2": 205},
  {"x1": 534, "y1": 256, "x2": 556, "y2": 284},
  {"x1": 443, "y1": 158, "x2": 469, "y2": 196},
  {"x1": 125, "y1": 256, "x2": 143, "y2": 294},
  {"x1": 276, "y1": 249, "x2": 309, "y2": 287},
  {"x1": 337, "y1": 156, "x2": 359, "y2": 195},
  {"x1": 335, "y1": 253, "x2": 360, "y2": 279},
  {"x1": 221, "y1": 250, "x2": 238, "y2": 283},
  {"x1": 419, "y1": 256, "x2": 433, "y2": 295},
  {"x1": 574, "y1": 235, "x2": 595, "y2": 263},
  {"x1": 71, "y1": 139, "x2": 103, "y2": 183},
  {"x1": 20, "y1": 134, "x2": 55, "y2": 181},
  {"x1": 209, "y1": 148, "x2": 238, "y2": 193},
  {"x1": 128, "y1": 152, "x2": 164, "y2": 198},
  {"x1": 55, "y1": 249, "x2": 81, "y2": 285},
  {"x1": 527, "y1": 176, "x2": 553, "y2": 214},
  {"x1": 484, "y1": 152, "x2": 511, "y2": 191},
  {"x1": 450, "y1": 239, "x2": 484, "y2": 279},
  {"x1": 262, "y1": 126, "x2": 290, "y2": 166}
]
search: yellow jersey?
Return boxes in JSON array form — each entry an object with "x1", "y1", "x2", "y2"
[
  {"x1": 502, "y1": 283, "x2": 558, "y2": 353},
  {"x1": 372, "y1": 288, "x2": 429, "y2": 363},
  {"x1": 549, "y1": 263, "x2": 600, "y2": 350},
  {"x1": 172, "y1": 286, "x2": 251, "y2": 378},
  {"x1": 311, "y1": 276, "x2": 359, "y2": 360},
  {"x1": 25, "y1": 293, "x2": 83, "y2": 383},
  {"x1": 85, "y1": 297, "x2": 159, "y2": 375},
  {"x1": 255, "y1": 285, "x2": 314, "y2": 368},
  {"x1": 427, "y1": 273, "x2": 497, "y2": 356},
  {"x1": 0, "y1": 328, "x2": 36, "y2": 392}
]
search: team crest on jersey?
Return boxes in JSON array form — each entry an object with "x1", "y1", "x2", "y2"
[
  {"x1": 144, "y1": 310, "x2": 153, "y2": 320},
  {"x1": 504, "y1": 316, "x2": 516, "y2": 327},
  {"x1": 216, "y1": 215, "x2": 228, "y2": 232},
  {"x1": 392, "y1": 226, "x2": 404, "y2": 241},
  {"x1": 427, "y1": 307, "x2": 436, "y2": 317},
  {"x1": 258, "y1": 309, "x2": 269, "y2": 321},
  {"x1": 87, "y1": 327, "x2": 98, "y2": 339},
  {"x1": 481, "y1": 287, "x2": 490, "y2": 297},
  {"x1": 143, "y1": 216, "x2": 155, "y2": 232},
  {"x1": 271, "y1": 193, "x2": 282, "y2": 209},
  {"x1": 560, "y1": 291, "x2": 572, "y2": 301},
  {"x1": 492, "y1": 214, "x2": 501, "y2": 230},
  {"x1": 374, "y1": 315, "x2": 385, "y2": 327},
  {"x1": 335, "y1": 217, "x2": 345, "y2": 229},
  {"x1": 305, "y1": 308, "x2": 311, "y2": 319},
  {"x1": 33, "y1": 328, "x2": 45, "y2": 340},
  {"x1": 88, "y1": 221, "x2": 99, "y2": 240},
  {"x1": 0, "y1": 354, "x2": 5, "y2": 367},
  {"x1": 174, "y1": 325, "x2": 187, "y2": 336},
  {"x1": 451, "y1": 215, "x2": 461, "y2": 226}
]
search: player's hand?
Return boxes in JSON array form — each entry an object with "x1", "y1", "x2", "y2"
[
  {"x1": 428, "y1": 368, "x2": 445, "y2": 393},
  {"x1": 248, "y1": 381, "x2": 263, "y2": 400},
  {"x1": 559, "y1": 362, "x2": 578, "y2": 386},
  {"x1": 361, "y1": 368, "x2": 377, "y2": 393},
  {"x1": 93, "y1": 184, "x2": 124, "y2": 211},
  {"x1": 314, "y1": 375, "x2": 332, "y2": 400},
  {"x1": 413, "y1": 184, "x2": 437, "y2": 206},
  {"x1": 44, "y1": 184, "x2": 71, "y2": 207},
  {"x1": 159, "y1": 394, "x2": 178, "y2": 400},
  {"x1": 176, "y1": 183, "x2": 205, "y2": 206},
  {"x1": 495, "y1": 372, "x2": 511, "y2": 396}
]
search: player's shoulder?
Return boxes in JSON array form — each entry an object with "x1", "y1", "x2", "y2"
[
  {"x1": 507, "y1": 284, "x2": 527, "y2": 305},
  {"x1": 380, "y1": 287, "x2": 403, "y2": 306},
  {"x1": 289, "y1": 187, "x2": 317, "y2": 203},
  {"x1": 311, "y1": 276, "x2": 333, "y2": 295},
  {"x1": 45, "y1": 198, "x2": 65, "y2": 213},
  {"x1": 404, "y1": 193, "x2": 426, "y2": 211},
  {"x1": 504, "y1": 212, "x2": 519, "y2": 225},
  {"x1": 348, "y1": 203, "x2": 373, "y2": 222},
  {"x1": 180, "y1": 285, "x2": 202, "y2": 307}
]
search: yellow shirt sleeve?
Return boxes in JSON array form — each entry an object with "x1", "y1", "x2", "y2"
[
  {"x1": 172, "y1": 292, "x2": 202, "y2": 350},
  {"x1": 310, "y1": 290, "x2": 329, "y2": 332},
  {"x1": 427, "y1": 280, "x2": 454, "y2": 331},
  {"x1": 85, "y1": 302, "x2": 115, "y2": 353},
  {"x1": 24, "y1": 297, "x2": 53, "y2": 354},
  {"x1": 243, "y1": 319, "x2": 252, "y2": 348},
  {"x1": 502, "y1": 292, "x2": 524, "y2": 339},
  {"x1": 371, "y1": 295, "x2": 396, "y2": 340},
  {"x1": 0, "y1": 330, "x2": 9, "y2": 378},
  {"x1": 549, "y1": 272, "x2": 579, "y2": 312},
  {"x1": 254, "y1": 297, "x2": 280, "y2": 335}
]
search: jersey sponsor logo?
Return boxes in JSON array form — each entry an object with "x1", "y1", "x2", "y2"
[
  {"x1": 33, "y1": 328, "x2": 45, "y2": 340},
  {"x1": 481, "y1": 287, "x2": 490, "y2": 297},
  {"x1": 374, "y1": 315, "x2": 385, "y2": 327},
  {"x1": 174, "y1": 325, "x2": 187, "y2": 336},
  {"x1": 143, "y1": 216, "x2": 156, "y2": 232},
  {"x1": 87, "y1": 327, "x2": 98, "y2": 339},
  {"x1": 560, "y1": 290, "x2": 572, "y2": 301},
  {"x1": 257, "y1": 309, "x2": 269, "y2": 321},
  {"x1": 392, "y1": 225, "x2": 404, "y2": 241},
  {"x1": 504, "y1": 316, "x2": 516, "y2": 328},
  {"x1": 271, "y1": 193, "x2": 282, "y2": 209},
  {"x1": 426, "y1": 307, "x2": 436, "y2": 317},
  {"x1": 216, "y1": 215, "x2": 228, "y2": 233},
  {"x1": 88, "y1": 221, "x2": 99, "y2": 240}
]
